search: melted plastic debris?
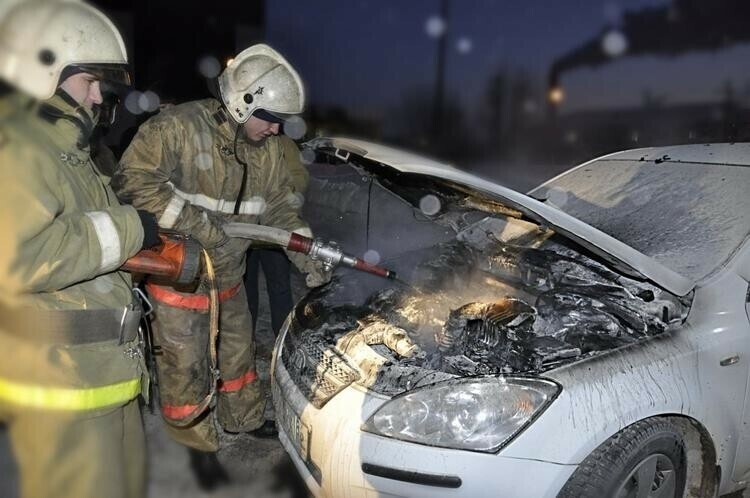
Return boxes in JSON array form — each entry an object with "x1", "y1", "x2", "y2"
[{"x1": 293, "y1": 232, "x2": 688, "y2": 396}]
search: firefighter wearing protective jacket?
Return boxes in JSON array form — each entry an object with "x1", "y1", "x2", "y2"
[
  {"x1": 112, "y1": 44, "x2": 328, "y2": 489},
  {"x1": 0, "y1": 2, "x2": 158, "y2": 498}
]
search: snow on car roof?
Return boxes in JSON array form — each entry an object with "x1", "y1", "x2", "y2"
[{"x1": 535, "y1": 143, "x2": 750, "y2": 282}]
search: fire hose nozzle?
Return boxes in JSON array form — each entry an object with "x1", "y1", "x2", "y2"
[
  {"x1": 287, "y1": 233, "x2": 396, "y2": 280},
  {"x1": 309, "y1": 239, "x2": 341, "y2": 271},
  {"x1": 220, "y1": 223, "x2": 397, "y2": 281}
]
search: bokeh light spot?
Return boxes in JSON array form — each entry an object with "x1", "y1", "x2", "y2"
[
  {"x1": 425, "y1": 16, "x2": 446, "y2": 38},
  {"x1": 198, "y1": 55, "x2": 221, "y2": 78},
  {"x1": 194, "y1": 151, "x2": 213, "y2": 171},
  {"x1": 419, "y1": 194, "x2": 442, "y2": 216},
  {"x1": 547, "y1": 187, "x2": 569, "y2": 207},
  {"x1": 300, "y1": 148, "x2": 316, "y2": 165},
  {"x1": 139, "y1": 91, "x2": 160, "y2": 113},
  {"x1": 124, "y1": 91, "x2": 143, "y2": 115},
  {"x1": 601, "y1": 30, "x2": 628, "y2": 57},
  {"x1": 364, "y1": 249, "x2": 381, "y2": 265},
  {"x1": 284, "y1": 116, "x2": 307, "y2": 140},
  {"x1": 456, "y1": 37, "x2": 473, "y2": 54}
]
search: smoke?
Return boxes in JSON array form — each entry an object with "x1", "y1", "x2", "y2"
[{"x1": 550, "y1": 0, "x2": 750, "y2": 90}]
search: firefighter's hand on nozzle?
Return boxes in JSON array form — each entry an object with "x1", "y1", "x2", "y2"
[
  {"x1": 137, "y1": 210, "x2": 161, "y2": 249},
  {"x1": 305, "y1": 260, "x2": 333, "y2": 288}
]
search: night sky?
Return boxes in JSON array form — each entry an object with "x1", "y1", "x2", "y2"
[
  {"x1": 265, "y1": 0, "x2": 750, "y2": 118},
  {"x1": 80, "y1": 0, "x2": 750, "y2": 168}
]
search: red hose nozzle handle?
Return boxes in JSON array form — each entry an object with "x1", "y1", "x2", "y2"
[{"x1": 352, "y1": 258, "x2": 397, "y2": 279}]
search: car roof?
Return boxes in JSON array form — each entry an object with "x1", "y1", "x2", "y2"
[{"x1": 307, "y1": 137, "x2": 696, "y2": 296}]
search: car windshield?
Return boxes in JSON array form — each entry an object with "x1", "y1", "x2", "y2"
[{"x1": 532, "y1": 157, "x2": 750, "y2": 282}]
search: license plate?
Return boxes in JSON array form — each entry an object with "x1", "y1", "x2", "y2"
[{"x1": 274, "y1": 383, "x2": 311, "y2": 461}]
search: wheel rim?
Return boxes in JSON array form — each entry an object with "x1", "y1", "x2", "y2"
[{"x1": 615, "y1": 453, "x2": 677, "y2": 498}]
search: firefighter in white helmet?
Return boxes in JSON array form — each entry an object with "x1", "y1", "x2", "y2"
[
  {"x1": 0, "y1": 1, "x2": 157, "y2": 498},
  {"x1": 113, "y1": 43, "x2": 329, "y2": 490}
]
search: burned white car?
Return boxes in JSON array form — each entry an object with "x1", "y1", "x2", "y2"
[{"x1": 271, "y1": 139, "x2": 750, "y2": 497}]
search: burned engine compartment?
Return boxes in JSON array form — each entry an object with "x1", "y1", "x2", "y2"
[{"x1": 288, "y1": 156, "x2": 691, "y2": 398}]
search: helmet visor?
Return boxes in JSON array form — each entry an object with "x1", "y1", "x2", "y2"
[
  {"x1": 73, "y1": 63, "x2": 132, "y2": 94},
  {"x1": 253, "y1": 108, "x2": 293, "y2": 124}
]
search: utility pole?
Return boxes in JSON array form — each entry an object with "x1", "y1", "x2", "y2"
[{"x1": 431, "y1": 0, "x2": 450, "y2": 143}]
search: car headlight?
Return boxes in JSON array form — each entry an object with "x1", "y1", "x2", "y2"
[{"x1": 362, "y1": 376, "x2": 560, "y2": 453}]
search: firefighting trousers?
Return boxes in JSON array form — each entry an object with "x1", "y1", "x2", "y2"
[
  {"x1": 1, "y1": 399, "x2": 145, "y2": 498},
  {"x1": 150, "y1": 284, "x2": 265, "y2": 451}
]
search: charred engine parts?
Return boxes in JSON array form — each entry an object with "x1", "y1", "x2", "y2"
[
  {"x1": 294, "y1": 234, "x2": 688, "y2": 388},
  {"x1": 437, "y1": 299, "x2": 535, "y2": 352},
  {"x1": 336, "y1": 322, "x2": 418, "y2": 381}
]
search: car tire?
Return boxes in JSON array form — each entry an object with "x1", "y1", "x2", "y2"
[{"x1": 558, "y1": 418, "x2": 687, "y2": 498}]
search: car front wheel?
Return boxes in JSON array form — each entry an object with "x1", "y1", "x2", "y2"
[{"x1": 558, "y1": 418, "x2": 687, "y2": 498}]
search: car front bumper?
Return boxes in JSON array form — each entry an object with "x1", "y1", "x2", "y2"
[{"x1": 272, "y1": 356, "x2": 577, "y2": 498}]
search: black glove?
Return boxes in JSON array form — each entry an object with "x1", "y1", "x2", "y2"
[{"x1": 137, "y1": 210, "x2": 161, "y2": 249}]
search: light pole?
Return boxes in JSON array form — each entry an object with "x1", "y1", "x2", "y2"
[{"x1": 431, "y1": 0, "x2": 450, "y2": 143}]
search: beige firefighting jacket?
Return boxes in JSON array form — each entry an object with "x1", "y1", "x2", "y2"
[
  {"x1": 113, "y1": 99, "x2": 309, "y2": 289},
  {"x1": 0, "y1": 92, "x2": 144, "y2": 310},
  {"x1": 0, "y1": 92, "x2": 146, "y2": 408}
]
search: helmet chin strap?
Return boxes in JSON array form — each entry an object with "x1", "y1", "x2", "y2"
[
  {"x1": 38, "y1": 89, "x2": 98, "y2": 149},
  {"x1": 232, "y1": 124, "x2": 249, "y2": 215}
]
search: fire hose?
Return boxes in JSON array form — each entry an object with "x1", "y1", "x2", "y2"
[
  {"x1": 121, "y1": 234, "x2": 214, "y2": 424},
  {"x1": 222, "y1": 222, "x2": 397, "y2": 279},
  {"x1": 120, "y1": 225, "x2": 396, "y2": 422},
  {"x1": 161, "y1": 247, "x2": 219, "y2": 426},
  {"x1": 122, "y1": 226, "x2": 397, "y2": 282}
]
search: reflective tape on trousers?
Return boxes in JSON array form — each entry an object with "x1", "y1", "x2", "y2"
[
  {"x1": 146, "y1": 282, "x2": 241, "y2": 311},
  {"x1": 219, "y1": 369, "x2": 258, "y2": 393},
  {"x1": 0, "y1": 377, "x2": 141, "y2": 411}
]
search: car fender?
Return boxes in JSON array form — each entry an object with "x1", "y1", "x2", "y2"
[{"x1": 499, "y1": 271, "x2": 750, "y2": 494}]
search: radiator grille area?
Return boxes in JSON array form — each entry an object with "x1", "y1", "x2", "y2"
[{"x1": 281, "y1": 326, "x2": 360, "y2": 408}]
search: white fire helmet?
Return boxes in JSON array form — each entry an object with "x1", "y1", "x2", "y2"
[
  {"x1": 218, "y1": 44, "x2": 305, "y2": 124},
  {"x1": 0, "y1": 0, "x2": 131, "y2": 100}
]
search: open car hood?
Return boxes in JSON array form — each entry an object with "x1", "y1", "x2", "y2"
[{"x1": 306, "y1": 137, "x2": 695, "y2": 296}]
